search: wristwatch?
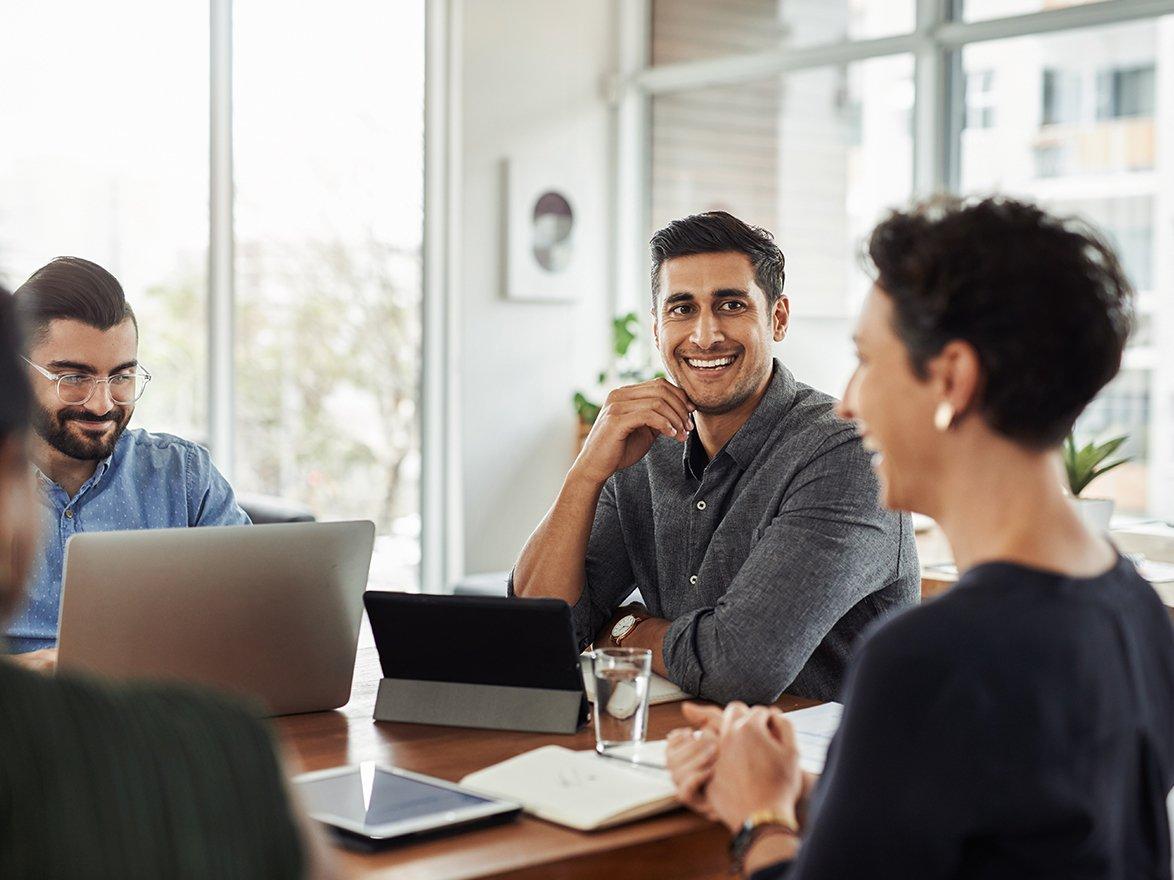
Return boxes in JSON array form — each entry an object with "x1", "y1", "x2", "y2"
[
  {"x1": 610, "y1": 612, "x2": 648, "y2": 646},
  {"x1": 729, "y1": 809, "x2": 799, "y2": 874}
]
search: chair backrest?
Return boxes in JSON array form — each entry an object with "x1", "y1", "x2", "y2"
[{"x1": 236, "y1": 493, "x2": 316, "y2": 525}]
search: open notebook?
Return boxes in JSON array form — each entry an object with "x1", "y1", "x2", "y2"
[
  {"x1": 578, "y1": 654, "x2": 692, "y2": 705},
  {"x1": 458, "y1": 702, "x2": 844, "y2": 831},
  {"x1": 460, "y1": 746, "x2": 677, "y2": 831}
]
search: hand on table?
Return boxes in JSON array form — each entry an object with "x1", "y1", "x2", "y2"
[
  {"x1": 706, "y1": 705, "x2": 804, "y2": 832},
  {"x1": 8, "y1": 647, "x2": 57, "y2": 674},
  {"x1": 667, "y1": 701, "x2": 812, "y2": 833},
  {"x1": 571, "y1": 379, "x2": 695, "y2": 487}
]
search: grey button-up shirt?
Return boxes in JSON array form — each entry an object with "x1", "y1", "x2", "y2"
[{"x1": 575, "y1": 361, "x2": 919, "y2": 703}]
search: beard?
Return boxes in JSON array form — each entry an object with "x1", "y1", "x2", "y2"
[
  {"x1": 672, "y1": 345, "x2": 767, "y2": 416},
  {"x1": 689, "y1": 379, "x2": 761, "y2": 415},
  {"x1": 31, "y1": 402, "x2": 132, "y2": 461}
]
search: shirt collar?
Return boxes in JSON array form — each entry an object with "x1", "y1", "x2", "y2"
[
  {"x1": 679, "y1": 359, "x2": 797, "y2": 479},
  {"x1": 32, "y1": 435, "x2": 122, "y2": 497}
]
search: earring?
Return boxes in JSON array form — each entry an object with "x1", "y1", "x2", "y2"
[{"x1": 933, "y1": 401, "x2": 955, "y2": 432}]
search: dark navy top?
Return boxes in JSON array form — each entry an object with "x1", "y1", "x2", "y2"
[{"x1": 753, "y1": 555, "x2": 1174, "y2": 879}]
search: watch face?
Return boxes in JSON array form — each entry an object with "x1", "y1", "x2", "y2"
[{"x1": 611, "y1": 614, "x2": 637, "y2": 640}]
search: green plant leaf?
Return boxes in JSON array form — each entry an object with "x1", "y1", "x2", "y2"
[
  {"x1": 572, "y1": 391, "x2": 601, "y2": 425},
  {"x1": 1088, "y1": 456, "x2": 1131, "y2": 484},
  {"x1": 1064, "y1": 432, "x2": 1132, "y2": 496},
  {"x1": 613, "y1": 312, "x2": 638, "y2": 358}
]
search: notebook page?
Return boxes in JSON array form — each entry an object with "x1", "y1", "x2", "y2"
[{"x1": 460, "y1": 745, "x2": 677, "y2": 830}]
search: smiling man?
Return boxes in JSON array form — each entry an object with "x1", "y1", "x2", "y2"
[
  {"x1": 5, "y1": 257, "x2": 248, "y2": 667},
  {"x1": 513, "y1": 212, "x2": 918, "y2": 703}
]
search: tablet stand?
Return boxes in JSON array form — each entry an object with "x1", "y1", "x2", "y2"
[{"x1": 373, "y1": 678, "x2": 588, "y2": 734}]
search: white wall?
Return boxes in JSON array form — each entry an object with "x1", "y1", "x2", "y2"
[
  {"x1": 458, "y1": 0, "x2": 616, "y2": 574},
  {"x1": 777, "y1": 316, "x2": 856, "y2": 401}
]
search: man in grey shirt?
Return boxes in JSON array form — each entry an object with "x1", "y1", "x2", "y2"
[{"x1": 513, "y1": 211, "x2": 918, "y2": 703}]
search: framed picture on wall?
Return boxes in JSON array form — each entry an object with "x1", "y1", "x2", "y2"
[{"x1": 500, "y1": 151, "x2": 584, "y2": 302}]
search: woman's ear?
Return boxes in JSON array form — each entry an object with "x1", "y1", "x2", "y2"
[{"x1": 927, "y1": 340, "x2": 984, "y2": 422}]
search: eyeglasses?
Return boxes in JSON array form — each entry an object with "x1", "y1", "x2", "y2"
[{"x1": 21, "y1": 357, "x2": 152, "y2": 405}]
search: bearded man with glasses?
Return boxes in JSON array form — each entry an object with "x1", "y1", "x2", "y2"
[{"x1": 6, "y1": 257, "x2": 248, "y2": 669}]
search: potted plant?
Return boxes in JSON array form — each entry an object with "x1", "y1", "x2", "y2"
[
  {"x1": 573, "y1": 312, "x2": 662, "y2": 445},
  {"x1": 1062, "y1": 432, "x2": 1132, "y2": 532}
]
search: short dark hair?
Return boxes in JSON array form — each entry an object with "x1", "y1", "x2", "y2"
[
  {"x1": 0, "y1": 283, "x2": 31, "y2": 440},
  {"x1": 13, "y1": 256, "x2": 137, "y2": 346},
  {"x1": 649, "y1": 211, "x2": 786, "y2": 305},
  {"x1": 866, "y1": 196, "x2": 1133, "y2": 449}
]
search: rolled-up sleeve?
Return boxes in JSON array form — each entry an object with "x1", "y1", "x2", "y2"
[
  {"x1": 507, "y1": 476, "x2": 638, "y2": 650},
  {"x1": 573, "y1": 476, "x2": 639, "y2": 649},
  {"x1": 662, "y1": 436, "x2": 902, "y2": 704}
]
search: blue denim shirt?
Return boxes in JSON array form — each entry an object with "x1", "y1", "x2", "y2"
[{"x1": 6, "y1": 428, "x2": 249, "y2": 653}]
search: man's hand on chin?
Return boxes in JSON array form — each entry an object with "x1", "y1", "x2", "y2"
[
  {"x1": 594, "y1": 603, "x2": 650, "y2": 649},
  {"x1": 8, "y1": 647, "x2": 57, "y2": 674}
]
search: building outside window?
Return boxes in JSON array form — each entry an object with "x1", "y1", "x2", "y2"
[
  {"x1": 966, "y1": 70, "x2": 997, "y2": 130},
  {"x1": 644, "y1": 1, "x2": 1174, "y2": 519}
]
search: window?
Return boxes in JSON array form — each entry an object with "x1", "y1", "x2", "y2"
[
  {"x1": 966, "y1": 70, "x2": 997, "y2": 130},
  {"x1": 1041, "y1": 69, "x2": 1080, "y2": 126},
  {"x1": 1096, "y1": 65, "x2": 1155, "y2": 120},
  {"x1": 651, "y1": 55, "x2": 913, "y2": 319},
  {"x1": 234, "y1": 1, "x2": 424, "y2": 588},
  {"x1": 643, "y1": 3, "x2": 1174, "y2": 519},
  {"x1": 961, "y1": 0, "x2": 1117, "y2": 23},
  {"x1": 959, "y1": 21, "x2": 1162, "y2": 512},
  {"x1": 2, "y1": 1, "x2": 425, "y2": 587},
  {"x1": 0, "y1": 1, "x2": 209, "y2": 442},
  {"x1": 650, "y1": 0, "x2": 916, "y2": 65}
]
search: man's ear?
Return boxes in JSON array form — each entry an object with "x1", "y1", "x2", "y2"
[
  {"x1": 651, "y1": 306, "x2": 660, "y2": 350},
  {"x1": 772, "y1": 295, "x2": 790, "y2": 342}
]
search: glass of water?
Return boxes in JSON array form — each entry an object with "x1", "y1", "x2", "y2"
[{"x1": 591, "y1": 648, "x2": 652, "y2": 756}]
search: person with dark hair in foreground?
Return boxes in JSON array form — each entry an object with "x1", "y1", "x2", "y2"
[
  {"x1": 0, "y1": 284, "x2": 335, "y2": 878},
  {"x1": 514, "y1": 211, "x2": 918, "y2": 704},
  {"x1": 6, "y1": 256, "x2": 249, "y2": 668},
  {"x1": 666, "y1": 197, "x2": 1174, "y2": 878}
]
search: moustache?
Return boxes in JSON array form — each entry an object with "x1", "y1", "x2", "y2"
[{"x1": 62, "y1": 410, "x2": 122, "y2": 424}]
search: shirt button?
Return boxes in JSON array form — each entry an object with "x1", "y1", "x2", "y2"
[
  {"x1": 689, "y1": 574, "x2": 698, "y2": 585},
  {"x1": 696, "y1": 500, "x2": 707, "y2": 511},
  {"x1": 64, "y1": 509, "x2": 74, "y2": 519}
]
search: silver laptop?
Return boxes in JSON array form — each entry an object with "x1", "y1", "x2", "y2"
[{"x1": 57, "y1": 520, "x2": 375, "y2": 716}]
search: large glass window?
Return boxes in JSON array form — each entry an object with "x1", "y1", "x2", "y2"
[
  {"x1": 647, "y1": 4, "x2": 1174, "y2": 519},
  {"x1": 234, "y1": 1, "x2": 424, "y2": 588},
  {"x1": 650, "y1": 0, "x2": 915, "y2": 66},
  {"x1": 0, "y1": 1, "x2": 209, "y2": 442},
  {"x1": 2, "y1": 2, "x2": 425, "y2": 588},
  {"x1": 957, "y1": 19, "x2": 1166, "y2": 513},
  {"x1": 652, "y1": 55, "x2": 913, "y2": 318},
  {"x1": 961, "y1": 0, "x2": 1117, "y2": 23}
]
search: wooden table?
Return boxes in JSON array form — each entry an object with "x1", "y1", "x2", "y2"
[
  {"x1": 277, "y1": 648, "x2": 816, "y2": 880},
  {"x1": 917, "y1": 523, "x2": 1174, "y2": 617}
]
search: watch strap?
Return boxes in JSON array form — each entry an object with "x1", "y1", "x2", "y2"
[
  {"x1": 613, "y1": 612, "x2": 649, "y2": 646},
  {"x1": 729, "y1": 810, "x2": 799, "y2": 874}
]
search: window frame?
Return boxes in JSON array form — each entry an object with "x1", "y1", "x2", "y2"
[{"x1": 616, "y1": 0, "x2": 1174, "y2": 515}]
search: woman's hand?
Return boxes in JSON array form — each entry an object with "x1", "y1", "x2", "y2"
[
  {"x1": 704, "y1": 706, "x2": 805, "y2": 833},
  {"x1": 665, "y1": 726, "x2": 719, "y2": 820},
  {"x1": 667, "y1": 701, "x2": 756, "y2": 820}
]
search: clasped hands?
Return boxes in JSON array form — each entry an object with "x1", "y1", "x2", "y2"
[{"x1": 665, "y1": 701, "x2": 815, "y2": 834}]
